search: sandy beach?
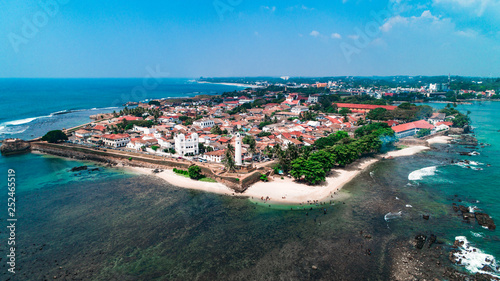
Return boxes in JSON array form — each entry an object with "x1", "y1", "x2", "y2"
[
  {"x1": 197, "y1": 81, "x2": 263, "y2": 88},
  {"x1": 128, "y1": 136, "x2": 448, "y2": 205},
  {"x1": 426, "y1": 135, "x2": 452, "y2": 145},
  {"x1": 127, "y1": 167, "x2": 236, "y2": 195}
]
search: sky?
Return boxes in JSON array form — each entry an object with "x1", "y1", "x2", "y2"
[{"x1": 0, "y1": 0, "x2": 499, "y2": 78}]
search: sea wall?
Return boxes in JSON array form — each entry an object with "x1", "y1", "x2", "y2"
[
  {"x1": 0, "y1": 139, "x2": 31, "y2": 155},
  {"x1": 30, "y1": 142, "x2": 254, "y2": 192}
]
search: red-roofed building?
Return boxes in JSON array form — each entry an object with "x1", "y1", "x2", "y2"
[
  {"x1": 334, "y1": 103, "x2": 397, "y2": 113},
  {"x1": 383, "y1": 120, "x2": 400, "y2": 127},
  {"x1": 100, "y1": 134, "x2": 130, "y2": 147},
  {"x1": 117, "y1": 116, "x2": 143, "y2": 121},
  {"x1": 92, "y1": 125, "x2": 107, "y2": 133},
  {"x1": 392, "y1": 120, "x2": 434, "y2": 138},
  {"x1": 436, "y1": 121, "x2": 453, "y2": 126}
]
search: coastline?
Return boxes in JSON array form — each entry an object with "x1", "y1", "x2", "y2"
[
  {"x1": 196, "y1": 81, "x2": 263, "y2": 89},
  {"x1": 129, "y1": 136, "x2": 451, "y2": 205}
]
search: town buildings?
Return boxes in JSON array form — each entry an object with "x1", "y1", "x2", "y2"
[
  {"x1": 174, "y1": 133, "x2": 199, "y2": 156},
  {"x1": 100, "y1": 134, "x2": 130, "y2": 147}
]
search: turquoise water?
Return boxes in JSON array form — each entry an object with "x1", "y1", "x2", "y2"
[
  {"x1": 0, "y1": 78, "x2": 243, "y2": 140},
  {"x1": 0, "y1": 94, "x2": 500, "y2": 278},
  {"x1": 0, "y1": 153, "x2": 133, "y2": 193}
]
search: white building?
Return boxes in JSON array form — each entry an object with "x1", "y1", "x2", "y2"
[
  {"x1": 174, "y1": 133, "x2": 199, "y2": 156},
  {"x1": 133, "y1": 125, "x2": 156, "y2": 135},
  {"x1": 307, "y1": 95, "x2": 319, "y2": 103},
  {"x1": 100, "y1": 134, "x2": 130, "y2": 148},
  {"x1": 75, "y1": 129, "x2": 93, "y2": 138},
  {"x1": 291, "y1": 106, "x2": 309, "y2": 114},
  {"x1": 157, "y1": 137, "x2": 173, "y2": 149},
  {"x1": 203, "y1": 149, "x2": 225, "y2": 163},
  {"x1": 235, "y1": 133, "x2": 242, "y2": 166},
  {"x1": 193, "y1": 119, "x2": 215, "y2": 129}
]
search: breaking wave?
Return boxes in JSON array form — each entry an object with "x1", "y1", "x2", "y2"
[
  {"x1": 384, "y1": 211, "x2": 403, "y2": 221},
  {"x1": 408, "y1": 166, "x2": 437, "y2": 181},
  {"x1": 453, "y1": 236, "x2": 500, "y2": 278}
]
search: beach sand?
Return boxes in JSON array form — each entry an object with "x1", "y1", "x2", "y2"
[
  {"x1": 426, "y1": 135, "x2": 452, "y2": 145},
  {"x1": 243, "y1": 145, "x2": 430, "y2": 204},
  {"x1": 126, "y1": 167, "x2": 236, "y2": 195},
  {"x1": 128, "y1": 143, "x2": 434, "y2": 205}
]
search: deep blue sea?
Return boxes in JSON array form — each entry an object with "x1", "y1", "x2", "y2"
[
  {"x1": 0, "y1": 78, "x2": 243, "y2": 140},
  {"x1": 0, "y1": 81, "x2": 499, "y2": 279}
]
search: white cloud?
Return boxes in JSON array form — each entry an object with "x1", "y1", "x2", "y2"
[
  {"x1": 455, "y1": 29, "x2": 478, "y2": 37},
  {"x1": 380, "y1": 10, "x2": 446, "y2": 33},
  {"x1": 380, "y1": 15, "x2": 409, "y2": 32},
  {"x1": 331, "y1": 33, "x2": 342, "y2": 39},
  {"x1": 310, "y1": 30, "x2": 320, "y2": 37},
  {"x1": 287, "y1": 5, "x2": 315, "y2": 11},
  {"x1": 348, "y1": 35, "x2": 360, "y2": 40},
  {"x1": 261, "y1": 6, "x2": 276, "y2": 12}
]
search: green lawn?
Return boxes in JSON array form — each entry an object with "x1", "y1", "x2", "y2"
[{"x1": 199, "y1": 177, "x2": 217, "y2": 183}]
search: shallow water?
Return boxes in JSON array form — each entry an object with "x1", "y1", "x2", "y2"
[{"x1": 1, "y1": 102, "x2": 500, "y2": 279}]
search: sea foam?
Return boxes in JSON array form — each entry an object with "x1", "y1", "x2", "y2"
[
  {"x1": 408, "y1": 166, "x2": 437, "y2": 181},
  {"x1": 384, "y1": 211, "x2": 403, "y2": 221},
  {"x1": 453, "y1": 236, "x2": 500, "y2": 278}
]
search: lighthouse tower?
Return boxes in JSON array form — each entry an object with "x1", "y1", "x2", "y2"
[{"x1": 235, "y1": 133, "x2": 242, "y2": 166}]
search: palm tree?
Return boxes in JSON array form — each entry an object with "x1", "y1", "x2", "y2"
[{"x1": 223, "y1": 144, "x2": 236, "y2": 172}]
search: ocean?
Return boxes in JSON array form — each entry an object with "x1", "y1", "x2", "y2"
[
  {"x1": 0, "y1": 78, "x2": 243, "y2": 140},
  {"x1": 0, "y1": 80, "x2": 499, "y2": 279}
]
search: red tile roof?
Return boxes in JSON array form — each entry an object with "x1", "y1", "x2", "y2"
[
  {"x1": 436, "y1": 121, "x2": 453, "y2": 126},
  {"x1": 392, "y1": 120, "x2": 434, "y2": 133},
  {"x1": 101, "y1": 134, "x2": 130, "y2": 140},
  {"x1": 334, "y1": 103, "x2": 397, "y2": 111},
  {"x1": 118, "y1": 116, "x2": 143, "y2": 121}
]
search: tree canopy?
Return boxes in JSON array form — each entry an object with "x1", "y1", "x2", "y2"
[{"x1": 42, "y1": 130, "x2": 68, "y2": 143}]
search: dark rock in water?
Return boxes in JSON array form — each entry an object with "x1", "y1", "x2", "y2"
[
  {"x1": 415, "y1": 234, "x2": 427, "y2": 249},
  {"x1": 90, "y1": 168, "x2": 99, "y2": 172},
  {"x1": 449, "y1": 250, "x2": 459, "y2": 263},
  {"x1": 481, "y1": 265, "x2": 493, "y2": 272},
  {"x1": 452, "y1": 239, "x2": 464, "y2": 248},
  {"x1": 475, "y1": 272, "x2": 500, "y2": 281},
  {"x1": 458, "y1": 205, "x2": 469, "y2": 213},
  {"x1": 463, "y1": 212, "x2": 475, "y2": 221},
  {"x1": 70, "y1": 166, "x2": 88, "y2": 172},
  {"x1": 475, "y1": 213, "x2": 496, "y2": 230},
  {"x1": 0, "y1": 139, "x2": 31, "y2": 155},
  {"x1": 428, "y1": 234, "x2": 437, "y2": 248},
  {"x1": 452, "y1": 205, "x2": 459, "y2": 212},
  {"x1": 422, "y1": 215, "x2": 430, "y2": 220}
]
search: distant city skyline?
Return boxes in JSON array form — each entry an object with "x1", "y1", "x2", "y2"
[{"x1": 1, "y1": 0, "x2": 499, "y2": 78}]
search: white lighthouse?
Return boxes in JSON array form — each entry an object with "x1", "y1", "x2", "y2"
[{"x1": 235, "y1": 133, "x2": 242, "y2": 166}]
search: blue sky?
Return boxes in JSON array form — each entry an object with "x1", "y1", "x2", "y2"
[{"x1": 1, "y1": 0, "x2": 499, "y2": 77}]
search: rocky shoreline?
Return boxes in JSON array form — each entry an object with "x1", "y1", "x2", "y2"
[{"x1": 0, "y1": 138, "x2": 31, "y2": 155}]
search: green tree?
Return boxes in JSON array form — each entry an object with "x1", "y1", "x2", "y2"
[
  {"x1": 417, "y1": 128, "x2": 431, "y2": 138},
  {"x1": 290, "y1": 158, "x2": 326, "y2": 185},
  {"x1": 188, "y1": 165, "x2": 203, "y2": 180},
  {"x1": 327, "y1": 145, "x2": 359, "y2": 166},
  {"x1": 339, "y1": 107, "x2": 352, "y2": 115},
  {"x1": 210, "y1": 125, "x2": 223, "y2": 135},
  {"x1": 366, "y1": 108, "x2": 388, "y2": 120},
  {"x1": 314, "y1": 131, "x2": 349, "y2": 150},
  {"x1": 223, "y1": 144, "x2": 236, "y2": 172},
  {"x1": 452, "y1": 114, "x2": 469, "y2": 128},
  {"x1": 41, "y1": 130, "x2": 68, "y2": 143},
  {"x1": 309, "y1": 150, "x2": 335, "y2": 170},
  {"x1": 260, "y1": 174, "x2": 268, "y2": 182}
]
